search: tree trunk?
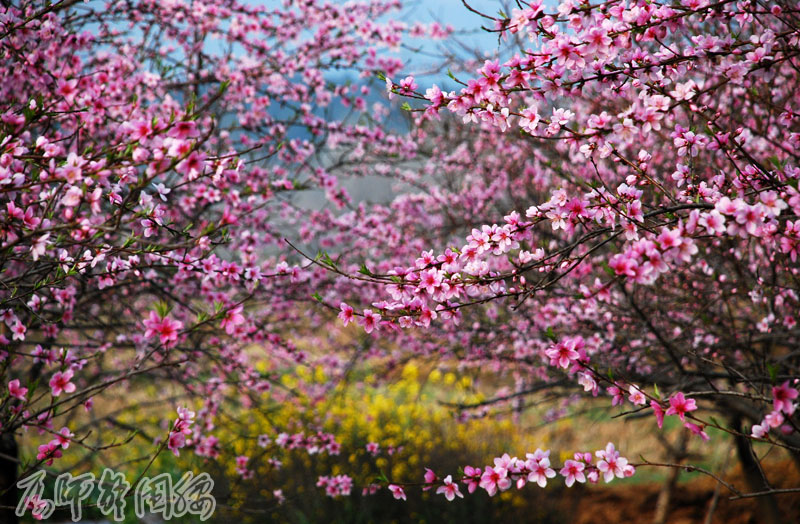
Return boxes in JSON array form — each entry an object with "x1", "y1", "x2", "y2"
[
  {"x1": 0, "y1": 432, "x2": 18, "y2": 524},
  {"x1": 732, "y1": 418, "x2": 781, "y2": 524},
  {"x1": 653, "y1": 431, "x2": 688, "y2": 524},
  {"x1": 703, "y1": 442, "x2": 734, "y2": 524}
]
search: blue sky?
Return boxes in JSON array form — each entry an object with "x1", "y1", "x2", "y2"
[{"x1": 394, "y1": 0, "x2": 510, "y2": 74}]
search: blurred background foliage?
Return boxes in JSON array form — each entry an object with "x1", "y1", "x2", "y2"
[{"x1": 23, "y1": 359, "x2": 798, "y2": 523}]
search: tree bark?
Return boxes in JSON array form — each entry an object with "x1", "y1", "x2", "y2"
[
  {"x1": 653, "y1": 431, "x2": 688, "y2": 524},
  {"x1": 732, "y1": 417, "x2": 781, "y2": 524},
  {"x1": 0, "y1": 432, "x2": 19, "y2": 524}
]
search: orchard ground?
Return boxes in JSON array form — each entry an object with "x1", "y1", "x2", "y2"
[{"x1": 27, "y1": 360, "x2": 800, "y2": 523}]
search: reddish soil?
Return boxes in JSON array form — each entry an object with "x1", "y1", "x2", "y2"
[{"x1": 570, "y1": 463, "x2": 800, "y2": 524}]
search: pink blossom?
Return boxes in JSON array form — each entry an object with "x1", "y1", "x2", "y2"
[
  {"x1": 772, "y1": 381, "x2": 798, "y2": 415},
  {"x1": 628, "y1": 386, "x2": 646, "y2": 406},
  {"x1": 143, "y1": 311, "x2": 183, "y2": 346},
  {"x1": 175, "y1": 406, "x2": 195, "y2": 434},
  {"x1": 388, "y1": 484, "x2": 406, "y2": 500},
  {"x1": 479, "y1": 465, "x2": 512, "y2": 496},
  {"x1": 220, "y1": 305, "x2": 245, "y2": 335},
  {"x1": 684, "y1": 422, "x2": 710, "y2": 441},
  {"x1": 338, "y1": 303, "x2": 354, "y2": 326},
  {"x1": 665, "y1": 392, "x2": 697, "y2": 422},
  {"x1": 651, "y1": 401, "x2": 665, "y2": 429},
  {"x1": 425, "y1": 84, "x2": 444, "y2": 107},
  {"x1": 560, "y1": 459, "x2": 586, "y2": 487},
  {"x1": 53, "y1": 427, "x2": 75, "y2": 449},
  {"x1": 167, "y1": 431, "x2": 186, "y2": 456},
  {"x1": 56, "y1": 78, "x2": 78, "y2": 102},
  {"x1": 318, "y1": 474, "x2": 352, "y2": 497},
  {"x1": 607, "y1": 385, "x2": 624, "y2": 406},
  {"x1": 168, "y1": 121, "x2": 199, "y2": 139},
  {"x1": 436, "y1": 475, "x2": 463, "y2": 501},
  {"x1": 23, "y1": 494, "x2": 51, "y2": 520},
  {"x1": 8, "y1": 379, "x2": 28, "y2": 400},
  {"x1": 699, "y1": 210, "x2": 726, "y2": 235},
  {"x1": 519, "y1": 107, "x2": 540, "y2": 133},
  {"x1": 398, "y1": 76, "x2": 418, "y2": 95},
  {"x1": 11, "y1": 321, "x2": 26, "y2": 341},
  {"x1": 37, "y1": 441, "x2": 62, "y2": 465},
  {"x1": 657, "y1": 228, "x2": 682, "y2": 250},
  {"x1": 359, "y1": 309, "x2": 381, "y2": 333},
  {"x1": 462, "y1": 465, "x2": 481, "y2": 493},
  {"x1": 765, "y1": 410, "x2": 785, "y2": 428},
  {"x1": 423, "y1": 467, "x2": 437, "y2": 491},
  {"x1": 49, "y1": 369, "x2": 76, "y2": 397},
  {"x1": 175, "y1": 151, "x2": 206, "y2": 179},
  {"x1": 545, "y1": 336, "x2": 583, "y2": 369},
  {"x1": 595, "y1": 443, "x2": 629, "y2": 482},
  {"x1": 752, "y1": 422, "x2": 770, "y2": 438},
  {"x1": 525, "y1": 449, "x2": 556, "y2": 487}
]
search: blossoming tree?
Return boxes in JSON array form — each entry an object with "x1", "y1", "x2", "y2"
[
  {"x1": 3, "y1": 0, "x2": 800, "y2": 521},
  {"x1": 345, "y1": 0, "x2": 800, "y2": 519},
  {"x1": 0, "y1": 0, "x2": 450, "y2": 520}
]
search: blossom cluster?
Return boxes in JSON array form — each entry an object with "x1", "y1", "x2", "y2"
[
  {"x1": 317, "y1": 475, "x2": 354, "y2": 497},
  {"x1": 384, "y1": 444, "x2": 634, "y2": 502},
  {"x1": 751, "y1": 381, "x2": 799, "y2": 438}
]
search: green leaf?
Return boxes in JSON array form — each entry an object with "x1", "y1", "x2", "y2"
[
  {"x1": 122, "y1": 235, "x2": 137, "y2": 249},
  {"x1": 653, "y1": 383, "x2": 660, "y2": 400},
  {"x1": 767, "y1": 363, "x2": 778, "y2": 383},
  {"x1": 316, "y1": 250, "x2": 335, "y2": 268},
  {"x1": 544, "y1": 326, "x2": 556, "y2": 341},
  {"x1": 401, "y1": 102, "x2": 412, "y2": 111},
  {"x1": 359, "y1": 264, "x2": 374, "y2": 277},
  {"x1": 186, "y1": 92, "x2": 197, "y2": 115},
  {"x1": 311, "y1": 292, "x2": 323, "y2": 302},
  {"x1": 154, "y1": 301, "x2": 170, "y2": 318}
]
